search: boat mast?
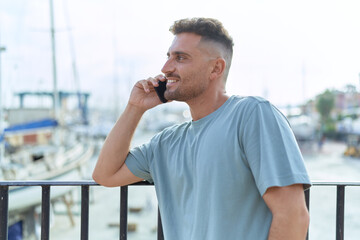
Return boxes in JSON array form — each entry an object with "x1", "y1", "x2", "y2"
[
  {"x1": 302, "y1": 60, "x2": 306, "y2": 104},
  {"x1": 0, "y1": 30, "x2": 6, "y2": 165},
  {"x1": 49, "y1": 0, "x2": 59, "y2": 120}
]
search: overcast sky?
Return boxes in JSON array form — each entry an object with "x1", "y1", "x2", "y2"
[{"x1": 1, "y1": 0, "x2": 360, "y2": 110}]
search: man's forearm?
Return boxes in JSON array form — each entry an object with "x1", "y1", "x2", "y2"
[
  {"x1": 267, "y1": 211, "x2": 309, "y2": 240},
  {"x1": 92, "y1": 104, "x2": 145, "y2": 186}
]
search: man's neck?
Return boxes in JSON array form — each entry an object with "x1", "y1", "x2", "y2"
[{"x1": 187, "y1": 90, "x2": 229, "y2": 121}]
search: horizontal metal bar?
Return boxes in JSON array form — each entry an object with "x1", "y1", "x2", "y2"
[
  {"x1": 1, "y1": 180, "x2": 359, "y2": 187},
  {"x1": 0, "y1": 180, "x2": 99, "y2": 187},
  {"x1": 0, "y1": 180, "x2": 154, "y2": 187},
  {"x1": 129, "y1": 181, "x2": 154, "y2": 186},
  {"x1": 311, "y1": 181, "x2": 360, "y2": 186}
]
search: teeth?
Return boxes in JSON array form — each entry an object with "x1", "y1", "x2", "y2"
[{"x1": 167, "y1": 80, "x2": 177, "y2": 83}]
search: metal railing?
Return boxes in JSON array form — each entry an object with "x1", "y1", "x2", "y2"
[
  {"x1": 1, "y1": 181, "x2": 359, "y2": 240},
  {"x1": 305, "y1": 181, "x2": 360, "y2": 240},
  {"x1": 0, "y1": 180, "x2": 163, "y2": 240}
]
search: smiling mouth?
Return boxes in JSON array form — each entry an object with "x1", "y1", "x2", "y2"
[{"x1": 167, "y1": 79, "x2": 177, "y2": 83}]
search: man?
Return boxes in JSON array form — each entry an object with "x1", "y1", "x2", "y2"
[{"x1": 93, "y1": 18, "x2": 311, "y2": 239}]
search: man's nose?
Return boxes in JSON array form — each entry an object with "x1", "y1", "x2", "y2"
[{"x1": 161, "y1": 59, "x2": 175, "y2": 74}]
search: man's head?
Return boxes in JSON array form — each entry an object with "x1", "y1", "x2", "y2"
[
  {"x1": 169, "y1": 18, "x2": 234, "y2": 82},
  {"x1": 161, "y1": 18, "x2": 233, "y2": 102}
]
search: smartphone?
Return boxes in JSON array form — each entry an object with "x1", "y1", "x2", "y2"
[{"x1": 154, "y1": 80, "x2": 168, "y2": 103}]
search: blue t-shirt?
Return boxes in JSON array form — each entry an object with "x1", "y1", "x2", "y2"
[{"x1": 126, "y1": 96, "x2": 311, "y2": 239}]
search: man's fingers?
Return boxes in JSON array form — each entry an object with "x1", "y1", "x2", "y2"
[
  {"x1": 146, "y1": 77, "x2": 158, "y2": 87},
  {"x1": 155, "y1": 74, "x2": 166, "y2": 82},
  {"x1": 146, "y1": 75, "x2": 166, "y2": 87},
  {"x1": 139, "y1": 75, "x2": 166, "y2": 93},
  {"x1": 140, "y1": 79, "x2": 151, "y2": 93}
]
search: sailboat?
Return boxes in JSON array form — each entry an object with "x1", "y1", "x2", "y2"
[
  {"x1": 0, "y1": 1, "x2": 95, "y2": 238},
  {"x1": 3, "y1": 93, "x2": 94, "y2": 238}
]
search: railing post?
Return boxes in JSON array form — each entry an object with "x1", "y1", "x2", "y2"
[
  {"x1": 41, "y1": 186, "x2": 51, "y2": 240},
  {"x1": 81, "y1": 185, "x2": 90, "y2": 240},
  {"x1": 305, "y1": 189, "x2": 310, "y2": 240},
  {"x1": 157, "y1": 207, "x2": 164, "y2": 240},
  {"x1": 120, "y1": 186, "x2": 128, "y2": 240},
  {"x1": 336, "y1": 185, "x2": 345, "y2": 240},
  {"x1": 0, "y1": 186, "x2": 9, "y2": 240}
]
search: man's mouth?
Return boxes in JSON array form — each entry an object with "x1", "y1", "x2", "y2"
[{"x1": 167, "y1": 79, "x2": 177, "y2": 83}]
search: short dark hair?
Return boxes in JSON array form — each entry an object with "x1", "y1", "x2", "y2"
[{"x1": 170, "y1": 18, "x2": 234, "y2": 81}]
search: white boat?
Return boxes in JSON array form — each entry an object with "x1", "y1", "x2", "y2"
[
  {"x1": 1, "y1": 96, "x2": 94, "y2": 231},
  {"x1": 288, "y1": 115, "x2": 317, "y2": 141}
]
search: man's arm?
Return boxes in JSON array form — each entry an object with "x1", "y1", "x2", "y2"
[
  {"x1": 92, "y1": 76, "x2": 166, "y2": 187},
  {"x1": 263, "y1": 184, "x2": 309, "y2": 240}
]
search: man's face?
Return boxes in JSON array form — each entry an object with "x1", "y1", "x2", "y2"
[{"x1": 161, "y1": 33, "x2": 214, "y2": 102}]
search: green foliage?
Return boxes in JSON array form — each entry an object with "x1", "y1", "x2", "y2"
[
  {"x1": 323, "y1": 119, "x2": 336, "y2": 138},
  {"x1": 316, "y1": 89, "x2": 335, "y2": 123},
  {"x1": 336, "y1": 113, "x2": 357, "y2": 121},
  {"x1": 336, "y1": 113, "x2": 343, "y2": 121}
]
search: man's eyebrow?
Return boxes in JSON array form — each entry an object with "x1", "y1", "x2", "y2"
[{"x1": 167, "y1": 51, "x2": 191, "y2": 57}]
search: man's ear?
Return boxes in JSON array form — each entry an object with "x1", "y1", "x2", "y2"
[{"x1": 210, "y1": 58, "x2": 226, "y2": 81}]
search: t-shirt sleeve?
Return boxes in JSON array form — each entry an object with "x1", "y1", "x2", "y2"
[
  {"x1": 241, "y1": 101, "x2": 311, "y2": 196},
  {"x1": 125, "y1": 141, "x2": 154, "y2": 183}
]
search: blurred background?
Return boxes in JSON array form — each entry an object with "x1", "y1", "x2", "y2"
[{"x1": 1, "y1": 0, "x2": 360, "y2": 239}]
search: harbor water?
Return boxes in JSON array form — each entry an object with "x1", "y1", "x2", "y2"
[{"x1": 49, "y1": 136, "x2": 360, "y2": 240}]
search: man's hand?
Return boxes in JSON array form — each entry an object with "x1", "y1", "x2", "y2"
[{"x1": 128, "y1": 75, "x2": 168, "y2": 111}]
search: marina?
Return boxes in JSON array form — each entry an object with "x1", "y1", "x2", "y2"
[{"x1": 1, "y1": 1, "x2": 360, "y2": 239}]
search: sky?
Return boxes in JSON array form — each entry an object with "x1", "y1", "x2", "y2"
[{"x1": 0, "y1": 0, "x2": 360, "y2": 110}]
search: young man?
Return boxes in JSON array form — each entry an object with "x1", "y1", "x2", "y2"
[{"x1": 93, "y1": 18, "x2": 311, "y2": 239}]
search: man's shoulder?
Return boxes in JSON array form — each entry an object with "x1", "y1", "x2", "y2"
[
  {"x1": 232, "y1": 95, "x2": 269, "y2": 104},
  {"x1": 229, "y1": 95, "x2": 270, "y2": 113}
]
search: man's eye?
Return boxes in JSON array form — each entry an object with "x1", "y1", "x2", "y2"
[{"x1": 176, "y1": 56, "x2": 185, "y2": 61}]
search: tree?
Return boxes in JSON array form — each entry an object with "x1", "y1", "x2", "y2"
[
  {"x1": 316, "y1": 89, "x2": 335, "y2": 122},
  {"x1": 344, "y1": 84, "x2": 357, "y2": 94},
  {"x1": 316, "y1": 89, "x2": 336, "y2": 137}
]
